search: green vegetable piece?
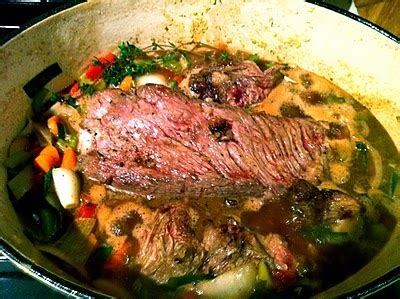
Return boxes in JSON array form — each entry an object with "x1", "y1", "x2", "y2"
[
  {"x1": 57, "y1": 134, "x2": 78, "y2": 151},
  {"x1": 325, "y1": 94, "x2": 346, "y2": 104},
  {"x1": 118, "y1": 41, "x2": 145, "y2": 61},
  {"x1": 45, "y1": 192, "x2": 63, "y2": 211},
  {"x1": 301, "y1": 225, "x2": 349, "y2": 245},
  {"x1": 160, "y1": 51, "x2": 182, "y2": 73},
  {"x1": 7, "y1": 164, "x2": 34, "y2": 200},
  {"x1": 80, "y1": 83, "x2": 96, "y2": 96},
  {"x1": 257, "y1": 262, "x2": 272, "y2": 288},
  {"x1": 389, "y1": 168, "x2": 400, "y2": 199},
  {"x1": 167, "y1": 80, "x2": 178, "y2": 90},
  {"x1": 65, "y1": 96, "x2": 80, "y2": 109},
  {"x1": 57, "y1": 123, "x2": 66, "y2": 140},
  {"x1": 88, "y1": 245, "x2": 113, "y2": 264},
  {"x1": 355, "y1": 141, "x2": 369, "y2": 173},
  {"x1": 219, "y1": 51, "x2": 231, "y2": 61},
  {"x1": 42, "y1": 168, "x2": 53, "y2": 196},
  {"x1": 37, "y1": 218, "x2": 97, "y2": 269},
  {"x1": 247, "y1": 53, "x2": 260, "y2": 63},
  {"x1": 166, "y1": 274, "x2": 211, "y2": 289},
  {"x1": 5, "y1": 150, "x2": 32, "y2": 169}
]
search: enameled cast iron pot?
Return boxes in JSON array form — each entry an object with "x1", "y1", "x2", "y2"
[{"x1": 0, "y1": 0, "x2": 399, "y2": 297}]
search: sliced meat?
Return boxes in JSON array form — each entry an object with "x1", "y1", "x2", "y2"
[
  {"x1": 201, "y1": 219, "x2": 267, "y2": 275},
  {"x1": 79, "y1": 85, "x2": 327, "y2": 197},
  {"x1": 135, "y1": 204, "x2": 204, "y2": 283},
  {"x1": 187, "y1": 60, "x2": 283, "y2": 107}
]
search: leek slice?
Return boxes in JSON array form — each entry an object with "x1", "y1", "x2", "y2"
[{"x1": 37, "y1": 218, "x2": 97, "y2": 275}]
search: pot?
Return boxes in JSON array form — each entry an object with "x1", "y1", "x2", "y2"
[{"x1": 0, "y1": 0, "x2": 399, "y2": 297}]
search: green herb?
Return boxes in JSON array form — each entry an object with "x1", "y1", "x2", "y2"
[
  {"x1": 168, "y1": 80, "x2": 178, "y2": 90},
  {"x1": 56, "y1": 134, "x2": 78, "y2": 151},
  {"x1": 118, "y1": 41, "x2": 144, "y2": 61},
  {"x1": 247, "y1": 53, "x2": 260, "y2": 63},
  {"x1": 151, "y1": 40, "x2": 161, "y2": 50},
  {"x1": 103, "y1": 63, "x2": 124, "y2": 85},
  {"x1": 301, "y1": 225, "x2": 349, "y2": 245},
  {"x1": 160, "y1": 51, "x2": 182, "y2": 73},
  {"x1": 65, "y1": 96, "x2": 80, "y2": 109},
  {"x1": 219, "y1": 51, "x2": 231, "y2": 61},
  {"x1": 80, "y1": 83, "x2": 96, "y2": 96}
]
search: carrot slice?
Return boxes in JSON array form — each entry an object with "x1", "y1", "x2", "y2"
[
  {"x1": 69, "y1": 82, "x2": 80, "y2": 97},
  {"x1": 61, "y1": 148, "x2": 77, "y2": 170},
  {"x1": 34, "y1": 145, "x2": 60, "y2": 173},
  {"x1": 47, "y1": 115, "x2": 62, "y2": 137},
  {"x1": 119, "y1": 75, "x2": 133, "y2": 91},
  {"x1": 103, "y1": 242, "x2": 131, "y2": 272}
]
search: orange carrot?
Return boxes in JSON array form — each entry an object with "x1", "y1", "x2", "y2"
[
  {"x1": 47, "y1": 115, "x2": 62, "y2": 137},
  {"x1": 103, "y1": 242, "x2": 130, "y2": 272},
  {"x1": 61, "y1": 148, "x2": 77, "y2": 170},
  {"x1": 119, "y1": 75, "x2": 133, "y2": 91},
  {"x1": 34, "y1": 145, "x2": 60, "y2": 173}
]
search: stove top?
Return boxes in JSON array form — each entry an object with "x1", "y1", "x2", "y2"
[{"x1": 0, "y1": 1, "x2": 399, "y2": 298}]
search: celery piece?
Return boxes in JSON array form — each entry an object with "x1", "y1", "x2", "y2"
[
  {"x1": 7, "y1": 164, "x2": 34, "y2": 200},
  {"x1": 5, "y1": 150, "x2": 32, "y2": 169}
]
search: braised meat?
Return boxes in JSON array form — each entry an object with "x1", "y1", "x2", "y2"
[
  {"x1": 188, "y1": 60, "x2": 283, "y2": 107},
  {"x1": 79, "y1": 85, "x2": 327, "y2": 197}
]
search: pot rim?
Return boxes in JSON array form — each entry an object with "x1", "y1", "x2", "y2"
[{"x1": 0, "y1": 0, "x2": 399, "y2": 298}]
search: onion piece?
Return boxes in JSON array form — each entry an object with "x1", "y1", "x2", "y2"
[
  {"x1": 135, "y1": 73, "x2": 167, "y2": 87},
  {"x1": 52, "y1": 167, "x2": 80, "y2": 209}
]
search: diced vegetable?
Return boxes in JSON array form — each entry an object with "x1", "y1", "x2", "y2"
[
  {"x1": 389, "y1": 168, "x2": 400, "y2": 199},
  {"x1": 355, "y1": 141, "x2": 369, "y2": 173},
  {"x1": 25, "y1": 207, "x2": 61, "y2": 243},
  {"x1": 257, "y1": 261, "x2": 273, "y2": 288},
  {"x1": 37, "y1": 218, "x2": 97, "y2": 273},
  {"x1": 5, "y1": 150, "x2": 32, "y2": 169},
  {"x1": 119, "y1": 75, "x2": 133, "y2": 91},
  {"x1": 80, "y1": 83, "x2": 96, "y2": 95},
  {"x1": 136, "y1": 73, "x2": 167, "y2": 87},
  {"x1": 34, "y1": 145, "x2": 60, "y2": 173},
  {"x1": 47, "y1": 115, "x2": 62, "y2": 136},
  {"x1": 76, "y1": 203, "x2": 97, "y2": 218},
  {"x1": 57, "y1": 123, "x2": 66, "y2": 140},
  {"x1": 87, "y1": 245, "x2": 113, "y2": 265},
  {"x1": 85, "y1": 65, "x2": 104, "y2": 81},
  {"x1": 47, "y1": 102, "x2": 82, "y2": 132},
  {"x1": 52, "y1": 167, "x2": 80, "y2": 209},
  {"x1": 56, "y1": 134, "x2": 78, "y2": 151},
  {"x1": 45, "y1": 192, "x2": 63, "y2": 211},
  {"x1": 184, "y1": 263, "x2": 257, "y2": 298},
  {"x1": 103, "y1": 241, "x2": 131, "y2": 272},
  {"x1": 301, "y1": 225, "x2": 349, "y2": 245},
  {"x1": 61, "y1": 148, "x2": 77, "y2": 170},
  {"x1": 7, "y1": 164, "x2": 34, "y2": 200}
]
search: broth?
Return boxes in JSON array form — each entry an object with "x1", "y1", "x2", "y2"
[{"x1": 6, "y1": 42, "x2": 399, "y2": 298}]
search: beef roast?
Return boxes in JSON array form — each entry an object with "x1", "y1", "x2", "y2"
[
  {"x1": 79, "y1": 85, "x2": 327, "y2": 197},
  {"x1": 188, "y1": 60, "x2": 283, "y2": 107}
]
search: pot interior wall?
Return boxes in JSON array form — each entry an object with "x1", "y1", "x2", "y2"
[{"x1": 0, "y1": 0, "x2": 399, "y2": 297}]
